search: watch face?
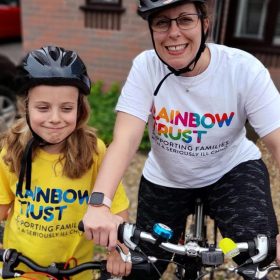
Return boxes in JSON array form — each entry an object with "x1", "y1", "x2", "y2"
[{"x1": 89, "y1": 192, "x2": 104, "y2": 205}]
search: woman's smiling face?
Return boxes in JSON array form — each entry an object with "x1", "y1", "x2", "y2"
[{"x1": 151, "y1": 2, "x2": 208, "y2": 71}]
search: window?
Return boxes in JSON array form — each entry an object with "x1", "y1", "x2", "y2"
[
  {"x1": 80, "y1": 0, "x2": 125, "y2": 30},
  {"x1": 211, "y1": 0, "x2": 224, "y2": 43},
  {"x1": 273, "y1": 6, "x2": 280, "y2": 45},
  {"x1": 235, "y1": 0, "x2": 267, "y2": 39},
  {"x1": 224, "y1": 0, "x2": 280, "y2": 55}
]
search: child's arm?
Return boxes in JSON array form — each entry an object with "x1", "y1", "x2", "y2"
[
  {"x1": 106, "y1": 209, "x2": 132, "y2": 277},
  {"x1": 0, "y1": 204, "x2": 11, "y2": 221},
  {"x1": 0, "y1": 204, "x2": 11, "y2": 249}
]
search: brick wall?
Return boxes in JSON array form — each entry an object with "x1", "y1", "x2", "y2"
[
  {"x1": 21, "y1": 0, "x2": 152, "y2": 90},
  {"x1": 21, "y1": 0, "x2": 279, "y2": 90}
]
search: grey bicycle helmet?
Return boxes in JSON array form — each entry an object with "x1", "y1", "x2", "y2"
[
  {"x1": 16, "y1": 45, "x2": 91, "y2": 95},
  {"x1": 138, "y1": 0, "x2": 206, "y2": 20}
]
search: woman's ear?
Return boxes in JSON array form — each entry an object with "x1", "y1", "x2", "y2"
[{"x1": 203, "y1": 18, "x2": 210, "y2": 36}]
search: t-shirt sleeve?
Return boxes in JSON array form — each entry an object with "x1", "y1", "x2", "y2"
[
  {"x1": 116, "y1": 51, "x2": 154, "y2": 122},
  {"x1": 244, "y1": 66, "x2": 280, "y2": 138},
  {"x1": 0, "y1": 149, "x2": 15, "y2": 204},
  {"x1": 110, "y1": 182, "x2": 129, "y2": 215}
]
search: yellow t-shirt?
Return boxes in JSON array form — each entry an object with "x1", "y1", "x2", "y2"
[{"x1": 0, "y1": 139, "x2": 129, "y2": 280}]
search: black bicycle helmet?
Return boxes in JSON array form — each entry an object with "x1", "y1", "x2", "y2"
[
  {"x1": 138, "y1": 0, "x2": 206, "y2": 20},
  {"x1": 16, "y1": 45, "x2": 91, "y2": 95}
]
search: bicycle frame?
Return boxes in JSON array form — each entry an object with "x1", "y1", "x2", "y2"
[{"x1": 175, "y1": 197, "x2": 218, "y2": 280}]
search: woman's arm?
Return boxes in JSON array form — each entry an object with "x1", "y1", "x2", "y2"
[
  {"x1": 83, "y1": 112, "x2": 146, "y2": 250},
  {"x1": 261, "y1": 127, "x2": 280, "y2": 265},
  {"x1": 261, "y1": 127, "x2": 280, "y2": 168}
]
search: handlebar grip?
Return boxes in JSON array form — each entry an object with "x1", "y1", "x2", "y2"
[
  {"x1": 78, "y1": 221, "x2": 84, "y2": 232},
  {"x1": 0, "y1": 249, "x2": 4, "y2": 261},
  {"x1": 131, "y1": 262, "x2": 153, "y2": 275},
  {"x1": 268, "y1": 237, "x2": 277, "y2": 259},
  {"x1": 78, "y1": 221, "x2": 128, "y2": 245},
  {"x1": 118, "y1": 223, "x2": 125, "y2": 243}
]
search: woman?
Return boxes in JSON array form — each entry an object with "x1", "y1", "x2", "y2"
[{"x1": 83, "y1": 1, "x2": 280, "y2": 278}]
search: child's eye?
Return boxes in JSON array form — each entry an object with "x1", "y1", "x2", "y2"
[
  {"x1": 37, "y1": 106, "x2": 49, "y2": 111},
  {"x1": 62, "y1": 107, "x2": 73, "y2": 112}
]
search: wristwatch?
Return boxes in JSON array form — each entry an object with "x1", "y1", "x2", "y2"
[{"x1": 88, "y1": 192, "x2": 112, "y2": 208}]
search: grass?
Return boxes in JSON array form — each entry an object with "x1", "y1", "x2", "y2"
[{"x1": 87, "y1": 81, "x2": 150, "y2": 151}]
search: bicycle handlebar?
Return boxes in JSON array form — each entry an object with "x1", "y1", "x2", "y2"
[
  {"x1": 0, "y1": 248, "x2": 107, "y2": 278},
  {"x1": 117, "y1": 222, "x2": 279, "y2": 279},
  {"x1": 117, "y1": 223, "x2": 275, "y2": 261},
  {"x1": 1, "y1": 221, "x2": 279, "y2": 279}
]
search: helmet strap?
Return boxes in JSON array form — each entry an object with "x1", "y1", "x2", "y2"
[
  {"x1": 17, "y1": 137, "x2": 35, "y2": 195},
  {"x1": 149, "y1": 18, "x2": 207, "y2": 96}
]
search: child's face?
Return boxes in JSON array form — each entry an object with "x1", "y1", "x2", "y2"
[{"x1": 28, "y1": 85, "x2": 79, "y2": 153}]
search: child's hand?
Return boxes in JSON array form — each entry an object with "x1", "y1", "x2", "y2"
[
  {"x1": 276, "y1": 234, "x2": 280, "y2": 266},
  {"x1": 106, "y1": 243, "x2": 132, "y2": 277}
]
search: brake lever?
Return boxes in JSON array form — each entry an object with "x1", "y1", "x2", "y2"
[
  {"x1": 256, "y1": 262, "x2": 279, "y2": 279},
  {"x1": 116, "y1": 244, "x2": 132, "y2": 263},
  {"x1": 229, "y1": 262, "x2": 279, "y2": 279}
]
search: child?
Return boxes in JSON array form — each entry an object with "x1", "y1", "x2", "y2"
[{"x1": 0, "y1": 45, "x2": 131, "y2": 279}]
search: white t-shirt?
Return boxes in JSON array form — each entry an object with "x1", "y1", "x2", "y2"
[{"x1": 116, "y1": 43, "x2": 280, "y2": 188}]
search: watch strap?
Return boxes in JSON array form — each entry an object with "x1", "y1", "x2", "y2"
[
  {"x1": 88, "y1": 192, "x2": 112, "y2": 208},
  {"x1": 102, "y1": 195, "x2": 112, "y2": 208}
]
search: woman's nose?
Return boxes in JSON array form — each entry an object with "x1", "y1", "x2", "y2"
[{"x1": 168, "y1": 20, "x2": 181, "y2": 37}]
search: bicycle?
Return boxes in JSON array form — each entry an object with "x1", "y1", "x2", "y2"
[{"x1": 1, "y1": 215, "x2": 279, "y2": 280}]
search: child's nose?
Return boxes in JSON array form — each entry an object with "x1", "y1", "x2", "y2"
[{"x1": 50, "y1": 109, "x2": 61, "y2": 122}]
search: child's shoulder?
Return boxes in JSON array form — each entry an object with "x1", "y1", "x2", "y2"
[{"x1": 96, "y1": 138, "x2": 107, "y2": 154}]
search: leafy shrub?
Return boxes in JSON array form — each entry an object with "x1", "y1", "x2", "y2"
[{"x1": 88, "y1": 81, "x2": 150, "y2": 151}]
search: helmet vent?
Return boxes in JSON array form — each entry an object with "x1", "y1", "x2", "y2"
[
  {"x1": 61, "y1": 51, "x2": 75, "y2": 67},
  {"x1": 32, "y1": 51, "x2": 50, "y2": 66},
  {"x1": 48, "y1": 46, "x2": 61, "y2": 62}
]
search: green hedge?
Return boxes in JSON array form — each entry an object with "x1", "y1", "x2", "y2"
[{"x1": 87, "y1": 81, "x2": 150, "y2": 151}]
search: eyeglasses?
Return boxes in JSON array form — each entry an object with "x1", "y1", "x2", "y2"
[{"x1": 150, "y1": 14, "x2": 202, "y2": 32}]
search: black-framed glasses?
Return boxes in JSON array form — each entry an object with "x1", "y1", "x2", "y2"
[{"x1": 150, "y1": 13, "x2": 202, "y2": 32}]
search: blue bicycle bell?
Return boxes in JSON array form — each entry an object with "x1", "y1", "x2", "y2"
[{"x1": 153, "y1": 223, "x2": 173, "y2": 240}]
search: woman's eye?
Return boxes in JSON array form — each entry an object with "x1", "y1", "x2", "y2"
[
  {"x1": 179, "y1": 16, "x2": 194, "y2": 24},
  {"x1": 154, "y1": 18, "x2": 169, "y2": 27}
]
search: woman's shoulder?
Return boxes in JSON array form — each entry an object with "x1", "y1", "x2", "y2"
[
  {"x1": 208, "y1": 43, "x2": 265, "y2": 75},
  {"x1": 209, "y1": 43, "x2": 263, "y2": 65}
]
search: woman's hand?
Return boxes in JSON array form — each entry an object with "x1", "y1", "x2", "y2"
[
  {"x1": 82, "y1": 205, "x2": 123, "y2": 251},
  {"x1": 106, "y1": 243, "x2": 132, "y2": 278}
]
